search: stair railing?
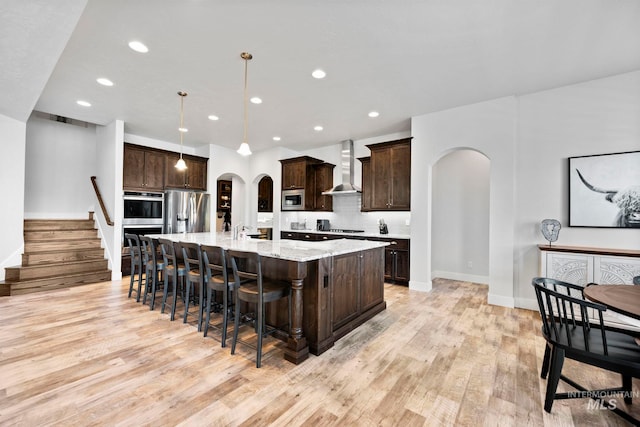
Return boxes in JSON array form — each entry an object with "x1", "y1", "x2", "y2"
[{"x1": 90, "y1": 176, "x2": 114, "y2": 226}]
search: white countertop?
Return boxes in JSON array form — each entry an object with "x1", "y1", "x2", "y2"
[
  {"x1": 147, "y1": 232, "x2": 388, "y2": 262},
  {"x1": 282, "y1": 229, "x2": 411, "y2": 240}
]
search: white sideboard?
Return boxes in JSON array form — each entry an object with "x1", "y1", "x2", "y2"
[{"x1": 538, "y1": 245, "x2": 640, "y2": 328}]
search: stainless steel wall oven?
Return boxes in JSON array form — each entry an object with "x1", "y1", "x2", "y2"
[
  {"x1": 123, "y1": 191, "x2": 164, "y2": 247},
  {"x1": 123, "y1": 191, "x2": 164, "y2": 225}
]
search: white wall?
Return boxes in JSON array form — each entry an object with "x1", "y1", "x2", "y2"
[
  {"x1": 96, "y1": 120, "x2": 124, "y2": 279},
  {"x1": 24, "y1": 114, "x2": 97, "y2": 218},
  {"x1": 0, "y1": 114, "x2": 26, "y2": 280},
  {"x1": 411, "y1": 97, "x2": 517, "y2": 305},
  {"x1": 432, "y1": 149, "x2": 490, "y2": 283},
  {"x1": 412, "y1": 70, "x2": 640, "y2": 309},
  {"x1": 514, "y1": 71, "x2": 640, "y2": 309}
]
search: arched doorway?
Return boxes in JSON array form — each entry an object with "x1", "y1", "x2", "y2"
[{"x1": 431, "y1": 149, "x2": 490, "y2": 284}]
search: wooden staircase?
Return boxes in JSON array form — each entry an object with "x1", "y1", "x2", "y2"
[{"x1": 1, "y1": 214, "x2": 111, "y2": 296}]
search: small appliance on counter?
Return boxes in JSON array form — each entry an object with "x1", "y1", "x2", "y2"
[
  {"x1": 317, "y1": 219, "x2": 330, "y2": 231},
  {"x1": 378, "y1": 218, "x2": 389, "y2": 234}
]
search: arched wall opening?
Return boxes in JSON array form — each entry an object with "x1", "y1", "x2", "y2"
[
  {"x1": 214, "y1": 172, "x2": 245, "y2": 233},
  {"x1": 431, "y1": 148, "x2": 490, "y2": 284}
]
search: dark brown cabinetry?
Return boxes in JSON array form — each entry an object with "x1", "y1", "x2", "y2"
[
  {"x1": 123, "y1": 143, "x2": 208, "y2": 191},
  {"x1": 367, "y1": 138, "x2": 411, "y2": 211},
  {"x1": 280, "y1": 231, "x2": 342, "y2": 241},
  {"x1": 382, "y1": 239, "x2": 410, "y2": 284},
  {"x1": 282, "y1": 232, "x2": 410, "y2": 285},
  {"x1": 331, "y1": 248, "x2": 385, "y2": 333},
  {"x1": 280, "y1": 157, "x2": 315, "y2": 189},
  {"x1": 123, "y1": 144, "x2": 166, "y2": 191},
  {"x1": 358, "y1": 157, "x2": 371, "y2": 211},
  {"x1": 258, "y1": 176, "x2": 273, "y2": 212},
  {"x1": 217, "y1": 180, "x2": 232, "y2": 211},
  {"x1": 165, "y1": 153, "x2": 208, "y2": 190},
  {"x1": 280, "y1": 156, "x2": 335, "y2": 211},
  {"x1": 313, "y1": 163, "x2": 335, "y2": 211}
]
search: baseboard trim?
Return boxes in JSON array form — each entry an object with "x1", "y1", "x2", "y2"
[{"x1": 431, "y1": 270, "x2": 489, "y2": 285}]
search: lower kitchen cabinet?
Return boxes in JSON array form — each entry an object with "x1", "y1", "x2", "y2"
[
  {"x1": 381, "y1": 239, "x2": 409, "y2": 285},
  {"x1": 281, "y1": 231, "x2": 410, "y2": 285}
]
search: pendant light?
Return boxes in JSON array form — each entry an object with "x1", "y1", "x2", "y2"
[
  {"x1": 175, "y1": 91, "x2": 188, "y2": 170},
  {"x1": 237, "y1": 52, "x2": 253, "y2": 156}
]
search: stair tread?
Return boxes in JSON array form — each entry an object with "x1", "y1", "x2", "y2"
[{"x1": 7, "y1": 258, "x2": 107, "y2": 270}]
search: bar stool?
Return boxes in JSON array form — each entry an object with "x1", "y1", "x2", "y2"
[
  {"x1": 158, "y1": 238, "x2": 186, "y2": 321},
  {"x1": 181, "y1": 242, "x2": 206, "y2": 331},
  {"x1": 139, "y1": 236, "x2": 164, "y2": 310},
  {"x1": 228, "y1": 249, "x2": 291, "y2": 368},
  {"x1": 125, "y1": 233, "x2": 144, "y2": 302},
  {"x1": 201, "y1": 245, "x2": 239, "y2": 347}
]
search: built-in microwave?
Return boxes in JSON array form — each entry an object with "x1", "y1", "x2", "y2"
[
  {"x1": 123, "y1": 191, "x2": 164, "y2": 225},
  {"x1": 281, "y1": 189, "x2": 305, "y2": 211}
]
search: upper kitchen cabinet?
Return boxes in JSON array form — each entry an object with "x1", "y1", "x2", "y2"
[
  {"x1": 367, "y1": 138, "x2": 412, "y2": 211},
  {"x1": 280, "y1": 156, "x2": 334, "y2": 211},
  {"x1": 165, "y1": 153, "x2": 208, "y2": 190},
  {"x1": 123, "y1": 144, "x2": 165, "y2": 191},
  {"x1": 280, "y1": 156, "x2": 321, "y2": 189},
  {"x1": 313, "y1": 162, "x2": 335, "y2": 211},
  {"x1": 358, "y1": 157, "x2": 371, "y2": 212},
  {"x1": 258, "y1": 176, "x2": 273, "y2": 212}
]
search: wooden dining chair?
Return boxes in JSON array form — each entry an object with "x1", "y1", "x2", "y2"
[
  {"x1": 181, "y1": 242, "x2": 206, "y2": 331},
  {"x1": 227, "y1": 249, "x2": 291, "y2": 368},
  {"x1": 139, "y1": 236, "x2": 164, "y2": 311},
  {"x1": 532, "y1": 277, "x2": 640, "y2": 425},
  {"x1": 201, "y1": 245, "x2": 232, "y2": 346},
  {"x1": 158, "y1": 238, "x2": 186, "y2": 321},
  {"x1": 125, "y1": 233, "x2": 144, "y2": 302}
]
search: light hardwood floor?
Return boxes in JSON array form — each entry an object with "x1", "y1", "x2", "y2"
[{"x1": 1, "y1": 278, "x2": 639, "y2": 426}]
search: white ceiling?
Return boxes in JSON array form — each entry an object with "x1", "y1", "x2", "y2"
[{"x1": 4, "y1": 0, "x2": 640, "y2": 153}]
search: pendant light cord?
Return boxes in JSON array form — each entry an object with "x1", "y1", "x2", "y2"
[
  {"x1": 243, "y1": 55, "x2": 249, "y2": 144},
  {"x1": 179, "y1": 93, "x2": 185, "y2": 158}
]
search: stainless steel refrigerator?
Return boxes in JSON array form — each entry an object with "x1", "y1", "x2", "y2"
[{"x1": 165, "y1": 190, "x2": 210, "y2": 233}]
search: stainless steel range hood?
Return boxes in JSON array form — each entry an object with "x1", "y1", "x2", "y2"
[{"x1": 322, "y1": 139, "x2": 362, "y2": 195}]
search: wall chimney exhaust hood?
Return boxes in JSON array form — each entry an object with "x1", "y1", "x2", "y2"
[{"x1": 322, "y1": 139, "x2": 361, "y2": 195}]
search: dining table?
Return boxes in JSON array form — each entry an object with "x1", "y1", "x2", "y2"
[{"x1": 583, "y1": 284, "x2": 640, "y2": 327}]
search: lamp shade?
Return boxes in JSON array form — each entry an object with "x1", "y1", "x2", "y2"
[
  {"x1": 175, "y1": 157, "x2": 187, "y2": 170},
  {"x1": 237, "y1": 142, "x2": 252, "y2": 156}
]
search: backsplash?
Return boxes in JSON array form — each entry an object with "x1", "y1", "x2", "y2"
[{"x1": 281, "y1": 194, "x2": 411, "y2": 236}]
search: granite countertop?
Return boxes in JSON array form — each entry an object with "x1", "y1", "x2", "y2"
[
  {"x1": 282, "y1": 229, "x2": 411, "y2": 240},
  {"x1": 147, "y1": 232, "x2": 389, "y2": 262}
]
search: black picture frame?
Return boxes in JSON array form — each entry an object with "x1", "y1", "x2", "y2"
[{"x1": 568, "y1": 150, "x2": 640, "y2": 228}]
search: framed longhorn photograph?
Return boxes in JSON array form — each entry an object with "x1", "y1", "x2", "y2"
[{"x1": 569, "y1": 150, "x2": 640, "y2": 228}]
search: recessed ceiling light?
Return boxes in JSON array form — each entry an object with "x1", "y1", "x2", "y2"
[
  {"x1": 96, "y1": 78, "x2": 113, "y2": 86},
  {"x1": 273, "y1": 136, "x2": 281, "y2": 141},
  {"x1": 178, "y1": 127, "x2": 188, "y2": 133},
  {"x1": 314, "y1": 125, "x2": 323, "y2": 131},
  {"x1": 250, "y1": 97, "x2": 262, "y2": 104},
  {"x1": 368, "y1": 111, "x2": 380, "y2": 118},
  {"x1": 77, "y1": 100, "x2": 91, "y2": 107},
  {"x1": 208, "y1": 115, "x2": 219, "y2": 121},
  {"x1": 128, "y1": 41, "x2": 148, "y2": 53},
  {"x1": 312, "y1": 69, "x2": 326, "y2": 79}
]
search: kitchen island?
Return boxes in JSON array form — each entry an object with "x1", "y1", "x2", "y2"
[{"x1": 149, "y1": 232, "x2": 388, "y2": 364}]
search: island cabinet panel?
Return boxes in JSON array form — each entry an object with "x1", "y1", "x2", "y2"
[
  {"x1": 123, "y1": 144, "x2": 165, "y2": 191},
  {"x1": 331, "y1": 252, "x2": 361, "y2": 330},
  {"x1": 367, "y1": 138, "x2": 411, "y2": 211},
  {"x1": 360, "y1": 247, "x2": 385, "y2": 311}
]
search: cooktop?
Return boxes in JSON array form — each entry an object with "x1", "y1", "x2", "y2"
[{"x1": 329, "y1": 229, "x2": 365, "y2": 233}]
